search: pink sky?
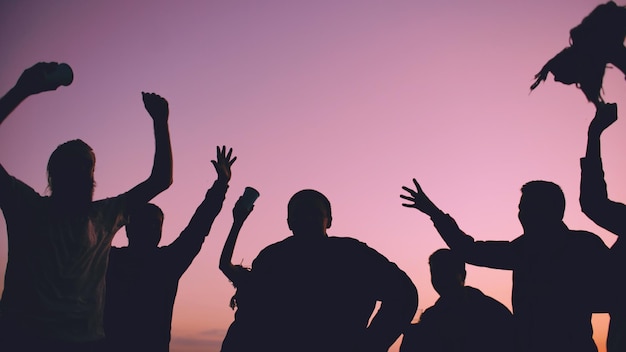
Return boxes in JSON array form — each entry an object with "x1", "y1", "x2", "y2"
[{"x1": 1, "y1": 1, "x2": 625, "y2": 351}]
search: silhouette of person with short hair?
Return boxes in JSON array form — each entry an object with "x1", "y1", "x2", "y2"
[
  {"x1": 400, "y1": 248, "x2": 514, "y2": 352},
  {"x1": 104, "y1": 146, "x2": 235, "y2": 352},
  {"x1": 401, "y1": 179, "x2": 609, "y2": 352},
  {"x1": 0, "y1": 63, "x2": 173, "y2": 351},
  {"x1": 580, "y1": 103, "x2": 626, "y2": 352},
  {"x1": 220, "y1": 189, "x2": 418, "y2": 352},
  {"x1": 531, "y1": 1, "x2": 626, "y2": 106}
]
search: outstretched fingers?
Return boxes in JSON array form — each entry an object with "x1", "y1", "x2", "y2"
[
  {"x1": 213, "y1": 146, "x2": 236, "y2": 182},
  {"x1": 400, "y1": 183, "x2": 417, "y2": 208}
]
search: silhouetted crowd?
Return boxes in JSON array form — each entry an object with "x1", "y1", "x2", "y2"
[{"x1": 1, "y1": 2, "x2": 625, "y2": 351}]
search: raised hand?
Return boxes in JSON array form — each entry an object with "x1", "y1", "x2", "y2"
[
  {"x1": 401, "y1": 178, "x2": 440, "y2": 216},
  {"x1": 15, "y1": 62, "x2": 63, "y2": 96},
  {"x1": 590, "y1": 103, "x2": 618, "y2": 135},
  {"x1": 142, "y1": 92, "x2": 169, "y2": 123},
  {"x1": 211, "y1": 146, "x2": 237, "y2": 183},
  {"x1": 233, "y1": 196, "x2": 254, "y2": 224}
]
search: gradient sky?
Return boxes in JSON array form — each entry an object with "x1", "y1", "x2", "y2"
[{"x1": 1, "y1": 1, "x2": 625, "y2": 351}]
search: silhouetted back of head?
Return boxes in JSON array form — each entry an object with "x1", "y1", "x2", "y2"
[
  {"x1": 429, "y1": 248, "x2": 466, "y2": 297},
  {"x1": 126, "y1": 203, "x2": 164, "y2": 250},
  {"x1": 47, "y1": 139, "x2": 95, "y2": 206},
  {"x1": 287, "y1": 189, "x2": 332, "y2": 238},
  {"x1": 518, "y1": 181, "x2": 565, "y2": 231}
]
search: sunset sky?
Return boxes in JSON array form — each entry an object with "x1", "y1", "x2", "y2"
[{"x1": 1, "y1": 1, "x2": 625, "y2": 351}]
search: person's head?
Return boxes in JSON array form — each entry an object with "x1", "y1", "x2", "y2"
[
  {"x1": 429, "y1": 249, "x2": 466, "y2": 297},
  {"x1": 518, "y1": 181, "x2": 566, "y2": 233},
  {"x1": 47, "y1": 139, "x2": 96, "y2": 205},
  {"x1": 126, "y1": 203, "x2": 164, "y2": 250},
  {"x1": 287, "y1": 189, "x2": 332, "y2": 238}
]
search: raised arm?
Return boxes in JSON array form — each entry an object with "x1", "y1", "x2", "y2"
[
  {"x1": 125, "y1": 92, "x2": 173, "y2": 209},
  {"x1": 0, "y1": 62, "x2": 65, "y2": 126},
  {"x1": 0, "y1": 62, "x2": 70, "y2": 192},
  {"x1": 219, "y1": 195, "x2": 254, "y2": 285},
  {"x1": 167, "y1": 146, "x2": 235, "y2": 270},
  {"x1": 401, "y1": 179, "x2": 472, "y2": 249},
  {"x1": 401, "y1": 179, "x2": 516, "y2": 269},
  {"x1": 580, "y1": 103, "x2": 626, "y2": 237}
]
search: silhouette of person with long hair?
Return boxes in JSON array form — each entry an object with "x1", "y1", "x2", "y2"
[
  {"x1": 0, "y1": 63, "x2": 173, "y2": 351},
  {"x1": 530, "y1": 1, "x2": 626, "y2": 106},
  {"x1": 401, "y1": 179, "x2": 609, "y2": 352},
  {"x1": 400, "y1": 248, "x2": 514, "y2": 352},
  {"x1": 580, "y1": 103, "x2": 626, "y2": 352},
  {"x1": 104, "y1": 146, "x2": 235, "y2": 352},
  {"x1": 220, "y1": 189, "x2": 418, "y2": 352},
  {"x1": 218, "y1": 191, "x2": 255, "y2": 351}
]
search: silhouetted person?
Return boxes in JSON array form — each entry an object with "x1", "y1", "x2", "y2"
[
  {"x1": 531, "y1": 1, "x2": 626, "y2": 105},
  {"x1": 104, "y1": 146, "x2": 235, "y2": 352},
  {"x1": 218, "y1": 190, "x2": 255, "y2": 350},
  {"x1": 580, "y1": 103, "x2": 626, "y2": 352},
  {"x1": 401, "y1": 179, "x2": 609, "y2": 352},
  {"x1": 219, "y1": 187, "x2": 257, "y2": 305},
  {"x1": 0, "y1": 63, "x2": 173, "y2": 351},
  {"x1": 220, "y1": 189, "x2": 418, "y2": 352},
  {"x1": 400, "y1": 248, "x2": 514, "y2": 352}
]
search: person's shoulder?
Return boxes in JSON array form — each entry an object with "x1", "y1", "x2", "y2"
[
  {"x1": 253, "y1": 236, "x2": 296, "y2": 261},
  {"x1": 107, "y1": 247, "x2": 131, "y2": 270},
  {"x1": 465, "y1": 286, "x2": 512, "y2": 315},
  {"x1": 261, "y1": 236, "x2": 296, "y2": 251},
  {"x1": 328, "y1": 235, "x2": 369, "y2": 247},
  {"x1": 0, "y1": 175, "x2": 43, "y2": 204},
  {"x1": 328, "y1": 235, "x2": 391, "y2": 258},
  {"x1": 568, "y1": 229, "x2": 608, "y2": 248},
  {"x1": 108, "y1": 246, "x2": 129, "y2": 256}
]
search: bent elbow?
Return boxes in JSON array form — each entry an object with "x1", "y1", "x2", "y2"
[
  {"x1": 218, "y1": 261, "x2": 232, "y2": 274},
  {"x1": 154, "y1": 174, "x2": 173, "y2": 193},
  {"x1": 580, "y1": 196, "x2": 601, "y2": 219}
]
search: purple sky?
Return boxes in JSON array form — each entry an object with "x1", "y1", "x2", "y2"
[{"x1": 1, "y1": 1, "x2": 625, "y2": 351}]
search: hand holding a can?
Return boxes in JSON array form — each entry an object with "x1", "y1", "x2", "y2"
[
  {"x1": 233, "y1": 187, "x2": 259, "y2": 223},
  {"x1": 15, "y1": 62, "x2": 73, "y2": 96}
]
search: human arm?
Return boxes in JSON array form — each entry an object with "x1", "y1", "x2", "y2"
[
  {"x1": 399, "y1": 324, "x2": 425, "y2": 352},
  {"x1": 124, "y1": 92, "x2": 173, "y2": 209},
  {"x1": 580, "y1": 103, "x2": 626, "y2": 237},
  {"x1": 168, "y1": 146, "x2": 236, "y2": 270},
  {"x1": 362, "y1": 262, "x2": 418, "y2": 352},
  {"x1": 1, "y1": 63, "x2": 67, "y2": 192},
  {"x1": 401, "y1": 179, "x2": 516, "y2": 269},
  {"x1": 0, "y1": 62, "x2": 65, "y2": 126},
  {"x1": 219, "y1": 195, "x2": 254, "y2": 285}
]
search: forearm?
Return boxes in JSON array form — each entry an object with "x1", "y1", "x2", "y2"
[
  {"x1": 430, "y1": 212, "x2": 517, "y2": 268},
  {"x1": 150, "y1": 119, "x2": 173, "y2": 190},
  {"x1": 0, "y1": 86, "x2": 28, "y2": 126},
  {"x1": 580, "y1": 156, "x2": 626, "y2": 236},
  {"x1": 580, "y1": 155, "x2": 608, "y2": 205},
  {"x1": 219, "y1": 220, "x2": 245, "y2": 277},
  {"x1": 181, "y1": 180, "x2": 228, "y2": 238},
  {"x1": 585, "y1": 128, "x2": 602, "y2": 160},
  {"x1": 430, "y1": 211, "x2": 475, "y2": 250}
]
